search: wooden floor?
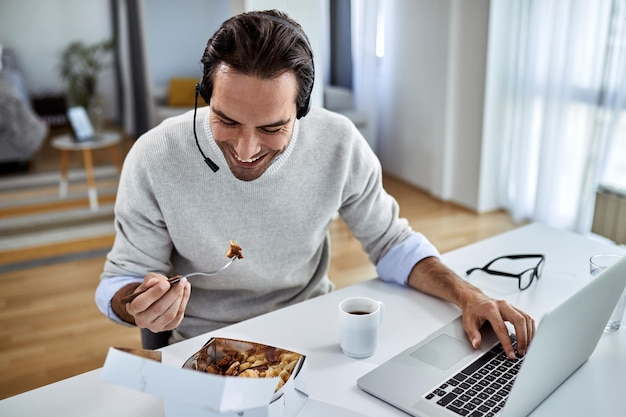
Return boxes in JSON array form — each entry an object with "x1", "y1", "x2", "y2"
[{"x1": 0, "y1": 130, "x2": 522, "y2": 400}]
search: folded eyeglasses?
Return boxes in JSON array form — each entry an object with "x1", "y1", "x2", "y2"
[{"x1": 466, "y1": 254, "x2": 545, "y2": 291}]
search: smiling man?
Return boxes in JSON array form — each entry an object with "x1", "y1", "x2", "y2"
[
  {"x1": 96, "y1": 9, "x2": 534, "y2": 358},
  {"x1": 210, "y1": 66, "x2": 297, "y2": 181}
]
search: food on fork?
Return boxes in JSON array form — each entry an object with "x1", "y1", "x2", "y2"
[
  {"x1": 226, "y1": 240, "x2": 244, "y2": 259},
  {"x1": 119, "y1": 241, "x2": 241, "y2": 305}
]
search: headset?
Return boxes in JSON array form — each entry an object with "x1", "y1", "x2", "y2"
[{"x1": 193, "y1": 12, "x2": 315, "y2": 172}]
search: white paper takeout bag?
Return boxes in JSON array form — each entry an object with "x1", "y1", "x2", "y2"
[{"x1": 101, "y1": 337, "x2": 308, "y2": 417}]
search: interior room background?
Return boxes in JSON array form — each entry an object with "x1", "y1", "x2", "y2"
[{"x1": 0, "y1": 0, "x2": 624, "y2": 240}]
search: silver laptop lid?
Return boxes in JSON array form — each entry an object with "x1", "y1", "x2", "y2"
[{"x1": 502, "y1": 255, "x2": 626, "y2": 416}]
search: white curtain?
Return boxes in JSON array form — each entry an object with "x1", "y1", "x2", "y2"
[
  {"x1": 492, "y1": 0, "x2": 626, "y2": 233},
  {"x1": 351, "y1": 0, "x2": 380, "y2": 151}
]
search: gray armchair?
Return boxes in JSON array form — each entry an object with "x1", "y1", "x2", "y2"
[{"x1": 0, "y1": 47, "x2": 48, "y2": 170}]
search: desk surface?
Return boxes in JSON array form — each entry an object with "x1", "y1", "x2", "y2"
[{"x1": 1, "y1": 223, "x2": 624, "y2": 417}]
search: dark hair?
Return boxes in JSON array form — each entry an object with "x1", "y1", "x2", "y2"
[{"x1": 199, "y1": 9, "x2": 315, "y2": 119}]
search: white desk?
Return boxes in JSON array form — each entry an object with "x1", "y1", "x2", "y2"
[{"x1": 1, "y1": 223, "x2": 624, "y2": 416}]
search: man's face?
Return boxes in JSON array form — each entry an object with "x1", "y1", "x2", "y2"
[{"x1": 209, "y1": 64, "x2": 299, "y2": 181}]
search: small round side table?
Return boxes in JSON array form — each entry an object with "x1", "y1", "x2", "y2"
[{"x1": 51, "y1": 131, "x2": 123, "y2": 211}]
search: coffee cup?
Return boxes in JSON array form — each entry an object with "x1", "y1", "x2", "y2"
[{"x1": 338, "y1": 296, "x2": 384, "y2": 358}]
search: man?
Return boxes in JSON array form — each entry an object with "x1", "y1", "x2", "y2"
[{"x1": 96, "y1": 9, "x2": 534, "y2": 359}]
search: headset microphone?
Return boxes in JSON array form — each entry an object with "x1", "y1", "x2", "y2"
[{"x1": 193, "y1": 84, "x2": 219, "y2": 172}]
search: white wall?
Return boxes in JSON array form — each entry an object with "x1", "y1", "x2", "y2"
[
  {"x1": 377, "y1": 0, "x2": 452, "y2": 197},
  {"x1": 448, "y1": 0, "x2": 491, "y2": 211},
  {"x1": 142, "y1": 0, "x2": 233, "y2": 92},
  {"x1": 377, "y1": 0, "x2": 493, "y2": 212},
  {"x1": 0, "y1": 0, "x2": 115, "y2": 116}
]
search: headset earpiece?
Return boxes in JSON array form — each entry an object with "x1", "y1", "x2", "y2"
[
  {"x1": 298, "y1": 91, "x2": 311, "y2": 119},
  {"x1": 197, "y1": 78, "x2": 210, "y2": 105}
]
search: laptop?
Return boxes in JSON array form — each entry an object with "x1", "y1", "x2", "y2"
[{"x1": 358, "y1": 255, "x2": 626, "y2": 417}]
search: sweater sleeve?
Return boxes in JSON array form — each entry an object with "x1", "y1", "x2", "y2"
[
  {"x1": 334, "y1": 118, "x2": 440, "y2": 285},
  {"x1": 100, "y1": 133, "x2": 176, "y2": 281}
]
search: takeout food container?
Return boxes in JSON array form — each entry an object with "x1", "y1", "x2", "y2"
[{"x1": 101, "y1": 338, "x2": 308, "y2": 417}]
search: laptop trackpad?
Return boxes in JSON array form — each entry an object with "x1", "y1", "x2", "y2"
[{"x1": 410, "y1": 334, "x2": 474, "y2": 371}]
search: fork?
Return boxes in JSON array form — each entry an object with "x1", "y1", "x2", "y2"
[{"x1": 120, "y1": 257, "x2": 238, "y2": 304}]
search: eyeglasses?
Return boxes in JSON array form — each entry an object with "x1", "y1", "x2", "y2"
[{"x1": 466, "y1": 254, "x2": 545, "y2": 291}]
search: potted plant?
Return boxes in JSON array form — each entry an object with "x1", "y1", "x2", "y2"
[{"x1": 59, "y1": 38, "x2": 114, "y2": 130}]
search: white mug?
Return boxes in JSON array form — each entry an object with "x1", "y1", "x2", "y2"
[{"x1": 338, "y1": 296, "x2": 384, "y2": 358}]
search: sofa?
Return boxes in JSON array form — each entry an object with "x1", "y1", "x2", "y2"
[
  {"x1": 152, "y1": 77, "x2": 202, "y2": 127},
  {"x1": 0, "y1": 46, "x2": 48, "y2": 172}
]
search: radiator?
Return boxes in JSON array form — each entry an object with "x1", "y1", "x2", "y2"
[{"x1": 592, "y1": 186, "x2": 626, "y2": 245}]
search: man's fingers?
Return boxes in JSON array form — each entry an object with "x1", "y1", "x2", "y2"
[
  {"x1": 495, "y1": 301, "x2": 536, "y2": 358},
  {"x1": 126, "y1": 278, "x2": 170, "y2": 314},
  {"x1": 160, "y1": 278, "x2": 190, "y2": 331},
  {"x1": 468, "y1": 299, "x2": 516, "y2": 359},
  {"x1": 462, "y1": 315, "x2": 484, "y2": 349},
  {"x1": 470, "y1": 332, "x2": 481, "y2": 349},
  {"x1": 491, "y1": 318, "x2": 517, "y2": 360},
  {"x1": 138, "y1": 278, "x2": 190, "y2": 332},
  {"x1": 460, "y1": 292, "x2": 536, "y2": 361},
  {"x1": 508, "y1": 306, "x2": 535, "y2": 356}
]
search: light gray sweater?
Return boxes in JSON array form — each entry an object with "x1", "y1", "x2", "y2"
[{"x1": 100, "y1": 106, "x2": 425, "y2": 339}]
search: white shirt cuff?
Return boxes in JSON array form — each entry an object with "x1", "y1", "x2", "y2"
[
  {"x1": 376, "y1": 233, "x2": 441, "y2": 286},
  {"x1": 95, "y1": 276, "x2": 143, "y2": 325}
]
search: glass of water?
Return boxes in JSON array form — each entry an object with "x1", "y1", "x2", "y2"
[{"x1": 590, "y1": 253, "x2": 625, "y2": 332}]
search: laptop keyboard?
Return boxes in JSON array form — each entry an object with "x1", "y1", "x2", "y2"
[{"x1": 424, "y1": 335, "x2": 524, "y2": 417}]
